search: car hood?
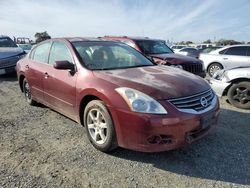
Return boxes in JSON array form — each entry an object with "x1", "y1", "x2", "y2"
[
  {"x1": 0, "y1": 47, "x2": 24, "y2": 59},
  {"x1": 94, "y1": 65, "x2": 210, "y2": 100},
  {"x1": 149, "y1": 53, "x2": 201, "y2": 64}
]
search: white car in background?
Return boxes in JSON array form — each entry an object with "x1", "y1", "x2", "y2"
[
  {"x1": 199, "y1": 45, "x2": 250, "y2": 77},
  {"x1": 175, "y1": 47, "x2": 199, "y2": 58},
  {"x1": 170, "y1": 45, "x2": 188, "y2": 53},
  {"x1": 209, "y1": 66, "x2": 250, "y2": 109}
]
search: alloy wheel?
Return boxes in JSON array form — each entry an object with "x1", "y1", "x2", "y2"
[{"x1": 87, "y1": 108, "x2": 108, "y2": 145}]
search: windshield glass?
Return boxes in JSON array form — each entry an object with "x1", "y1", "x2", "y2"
[
  {"x1": 19, "y1": 44, "x2": 32, "y2": 51},
  {"x1": 72, "y1": 41, "x2": 154, "y2": 70},
  {"x1": 135, "y1": 40, "x2": 173, "y2": 54},
  {"x1": 0, "y1": 37, "x2": 17, "y2": 47}
]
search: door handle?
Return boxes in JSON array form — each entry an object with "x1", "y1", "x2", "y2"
[
  {"x1": 44, "y1": 72, "x2": 49, "y2": 79},
  {"x1": 25, "y1": 65, "x2": 29, "y2": 70},
  {"x1": 223, "y1": 58, "x2": 228, "y2": 60}
]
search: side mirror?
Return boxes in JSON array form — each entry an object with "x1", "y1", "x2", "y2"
[{"x1": 54, "y1": 60, "x2": 75, "y2": 70}]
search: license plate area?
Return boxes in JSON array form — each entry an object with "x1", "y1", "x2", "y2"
[
  {"x1": 0, "y1": 69, "x2": 6, "y2": 75},
  {"x1": 200, "y1": 112, "x2": 215, "y2": 129}
]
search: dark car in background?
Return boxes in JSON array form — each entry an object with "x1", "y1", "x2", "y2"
[
  {"x1": 104, "y1": 36, "x2": 206, "y2": 77},
  {"x1": 0, "y1": 35, "x2": 26, "y2": 75},
  {"x1": 16, "y1": 38, "x2": 219, "y2": 152}
]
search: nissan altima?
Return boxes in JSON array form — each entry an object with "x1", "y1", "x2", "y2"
[{"x1": 16, "y1": 38, "x2": 220, "y2": 152}]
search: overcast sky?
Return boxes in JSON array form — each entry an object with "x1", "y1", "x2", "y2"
[{"x1": 0, "y1": 0, "x2": 250, "y2": 42}]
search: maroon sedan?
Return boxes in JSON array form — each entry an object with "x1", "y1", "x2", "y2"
[
  {"x1": 104, "y1": 36, "x2": 206, "y2": 77},
  {"x1": 16, "y1": 38, "x2": 220, "y2": 152}
]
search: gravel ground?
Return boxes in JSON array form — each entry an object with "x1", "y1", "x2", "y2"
[{"x1": 0, "y1": 73, "x2": 249, "y2": 188}]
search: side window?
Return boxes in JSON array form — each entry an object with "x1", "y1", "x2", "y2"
[
  {"x1": 247, "y1": 47, "x2": 250, "y2": 56},
  {"x1": 32, "y1": 42, "x2": 51, "y2": 63},
  {"x1": 49, "y1": 42, "x2": 73, "y2": 65},
  {"x1": 219, "y1": 48, "x2": 228, "y2": 54},
  {"x1": 224, "y1": 46, "x2": 247, "y2": 56}
]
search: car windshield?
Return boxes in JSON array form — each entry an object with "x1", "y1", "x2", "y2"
[
  {"x1": 72, "y1": 41, "x2": 155, "y2": 70},
  {"x1": 0, "y1": 37, "x2": 17, "y2": 47},
  {"x1": 135, "y1": 40, "x2": 173, "y2": 54},
  {"x1": 19, "y1": 44, "x2": 32, "y2": 51}
]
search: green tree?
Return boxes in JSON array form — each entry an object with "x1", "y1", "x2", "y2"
[
  {"x1": 203, "y1": 39, "x2": 211, "y2": 44},
  {"x1": 34, "y1": 31, "x2": 51, "y2": 43}
]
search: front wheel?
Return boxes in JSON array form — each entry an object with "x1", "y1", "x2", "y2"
[
  {"x1": 207, "y1": 63, "x2": 223, "y2": 77},
  {"x1": 84, "y1": 100, "x2": 117, "y2": 152},
  {"x1": 23, "y1": 78, "x2": 36, "y2": 105},
  {"x1": 227, "y1": 82, "x2": 250, "y2": 109}
]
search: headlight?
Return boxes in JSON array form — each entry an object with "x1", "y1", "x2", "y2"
[
  {"x1": 115, "y1": 87, "x2": 168, "y2": 114},
  {"x1": 170, "y1": 64, "x2": 183, "y2": 69}
]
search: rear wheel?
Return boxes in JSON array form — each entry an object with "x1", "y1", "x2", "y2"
[
  {"x1": 227, "y1": 81, "x2": 250, "y2": 109},
  {"x1": 208, "y1": 63, "x2": 223, "y2": 77},
  {"x1": 84, "y1": 100, "x2": 117, "y2": 152},
  {"x1": 23, "y1": 78, "x2": 36, "y2": 105}
]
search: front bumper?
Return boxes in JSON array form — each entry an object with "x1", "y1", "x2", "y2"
[
  {"x1": 110, "y1": 99, "x2": 220, "y2": 152},
  {"x1": 0, "y1": 66, "x2": 16, "y2": 75},
  {"x1": 209, "y1": 78, "x2": 230, "y2": 97}
]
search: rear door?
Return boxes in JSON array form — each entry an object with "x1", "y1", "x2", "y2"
[
  {"x1": 43, "y1": 41, "x2": 77, "y2": 118},
  {"x1": 220, "y1": 46, "x2": 249, "y2": 69},
  {"x1": 26, "y1": 42, "x2": 51, "y2": 103}
]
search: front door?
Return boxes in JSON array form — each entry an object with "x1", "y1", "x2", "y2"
[{"x1": 43, "y1": 41, "x2": 77, "y2": 119}]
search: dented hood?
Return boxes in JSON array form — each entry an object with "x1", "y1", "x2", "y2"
[
  {"x1": 149, "y1": 53, "x2": 201, "y2": 65},
  {"x1": 94, "y1": 65, "x2": 210, "y2": 100}
]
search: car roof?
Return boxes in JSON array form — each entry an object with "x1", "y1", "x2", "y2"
[
  {"x1": 210, "y1": 44, "x2": 250, "y2": 54},
  {"x1": 41, "y1": 37, "x2": 120, "y2": 43},
  {"x1": 0, "y1": 35, "x2": 10, "y2": 38},
  {"x1": 104, "y1": 36, "x2": 164, "y2": 42}
]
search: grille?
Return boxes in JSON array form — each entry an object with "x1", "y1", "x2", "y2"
[
  {"x1": 182, "y1": 63, "x2": 203, "y2": 73},
  {"x1": 0, "y1": 56, "x2": 19, "y2": 68},
  {"x1": 168, "y1": 89, "x2": 214, "y2": 112}
]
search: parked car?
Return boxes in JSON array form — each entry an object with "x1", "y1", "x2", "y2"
[
  {"x1": 199, "y1": 46, "x2": 222, "y2": 54},
  {"x1": 196, "y1": 44, "x2": 213, "y2": 49},
  {"x1": 199, "y1": 45, "x2": 250, "y2": 77},
  {"x1": 170, "y1": 45, "x2": 188, "y2": 52},
  {"x1": 16, "y1": 38, "x2": 219, "y2": 152},
  {"x1": 175, "y1": 47, "x2": 199, "y2": 58},
  {"x1": 18, "y1": 43, "x2": 33, "y2": 53},
  {"x1": 209, "y1": 66, "x2": 250, "y2": 109},
  {"x1": 104, "y1": 36, "x2": 205, "y2": 77},
  {"x1": 0, "y1": 35, "x2": 26, "y2": 75}
]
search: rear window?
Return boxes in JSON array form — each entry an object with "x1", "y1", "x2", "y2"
[
  {"x1": 0, "y1": 37, "x2": 17, "y2": 48},
  {"x1": 32, "y1": 42, "x2": 51, "y2": 63}
]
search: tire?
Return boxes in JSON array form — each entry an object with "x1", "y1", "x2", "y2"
[
  {"x1": 207, "y1": 63, "x2": 223, "y2": 77},
  {"x1": 23, "y1": 78, "x2": 36, "y2": 105},
  {"x1": 227, "y1": 81, "x2": 250, "y2": 109},
  {"x1": 84, "y1": 100, "x2": 117, "y2": 152}
]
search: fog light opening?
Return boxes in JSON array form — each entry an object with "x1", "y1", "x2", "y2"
[{"x1": 147, "y1": 135, "x2": 172, "y2": 145}]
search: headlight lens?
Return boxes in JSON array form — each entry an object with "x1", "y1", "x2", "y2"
[
  {"x1": 115, "y1": 87, "x2": 168, "y2": 114},
  {"x1": 170, "y1": 64, "x2": 183, "y2": 69}
]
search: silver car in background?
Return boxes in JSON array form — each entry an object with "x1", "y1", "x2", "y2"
[
  {"x1": 199, "y1": 45, "x2": 250, "y2": 76},
  {"x1": 209, "y1": 67, "x2": 250, "y2": 109}
]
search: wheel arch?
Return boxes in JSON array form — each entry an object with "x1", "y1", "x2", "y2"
[
  {"x1": 222, "y1": 78, "x2": 250, "y2": 96},
  {"x1": 79, "y1": 95, "x2": 101, "y2": 126},
  {"x1": 19, "y1": 74, "x2": 25, "y2": 92},
  {"x1": 207, "y1": 62, "x2": 224, "y2": 72}
]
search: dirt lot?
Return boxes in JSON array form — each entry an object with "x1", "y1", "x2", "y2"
[{"x1": 0, "y1": 73, "x2": 249, "y2": 188}]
